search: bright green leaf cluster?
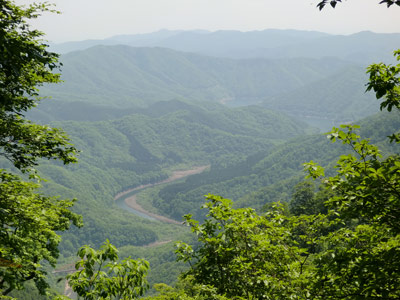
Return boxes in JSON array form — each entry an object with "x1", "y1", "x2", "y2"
[
  {"x1": 0, "y1": 1, "x2": 77, "y2": 173},
  {"x1": 366, "y1": 50, "x2": 400, "y2": 112},
  {"x1": 176, "y1": 195, "x2": 316, "y2": 299},
  {"x1": 0, "y1": 170, "x2": 82, "y2": 295},
  {"x1": 67, "y1": 240, "x2": 149, "y2": 300},
  {"x1": 144, "y1": 276, "x2": 231, "y2": 300},
  {"x1": 303, "y1": 125, "x2": 400, "y2": 298},
  {"x1": 0, "y1": 1, "x2": 80, "y2": 296}
]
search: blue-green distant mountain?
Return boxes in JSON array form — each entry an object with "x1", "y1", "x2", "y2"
[
  {"x1": 261, "y1": 65, "x2": 379, "y2": 130},
  {"x1": 40, "y1": 45, "x2": 353, "y2": 108},
  {"x1": 50, "y1": 29, "x2": 329, "y2": 55},
  {"x1": 49, "y1": 30, "x2": 184, "y2": 54},
  {"x1": 50, "y1": 29, "x2": 400, "y2": 64},
  {"x1": 251, "y1": 31, "x2": 400, "y2": 64},
  {"x1": 138, "y1": 29, "x2": 329, "y2": 59}
]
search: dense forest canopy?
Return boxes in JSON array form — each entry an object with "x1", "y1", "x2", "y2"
[{"x1": 1, "y1": 0, "x2": 399, "y2": 299}]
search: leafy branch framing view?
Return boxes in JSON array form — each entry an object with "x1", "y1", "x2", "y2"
[{"x1": 0, "y1": 0, "x2": 399, "y2": 299}]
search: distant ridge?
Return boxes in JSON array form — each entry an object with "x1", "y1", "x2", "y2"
[
  {"x1": 41, "y1": 45, "x2": 354, "y2": 108},
  {"x1": 50, "y1": 28, "x2": 328, "y2": 55},
  {"x1": 50, "y1": 29, "x2": 400, "y2": 63}
]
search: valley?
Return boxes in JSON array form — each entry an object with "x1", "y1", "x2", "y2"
[
  {"x1": 3, "y1": 25, "x2": 400, "y2": 299},
  {"x1": 114, "y1": 165, "x2": 209, "y2": 223},
  {"x1": 36, "y1": 34, "x2": 399, "y2": 291}
]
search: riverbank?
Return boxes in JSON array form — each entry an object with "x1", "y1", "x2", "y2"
[
  {"x1": 125, "y1": 194, "x2": 181, "y2": 224},
  {"x1": 114, "y1": 165, "x2": 209, "y2": 223}
]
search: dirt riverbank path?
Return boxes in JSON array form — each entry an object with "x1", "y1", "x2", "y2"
[{"x1": 114, "y1": 165, "x2": 209, "y2": 224}]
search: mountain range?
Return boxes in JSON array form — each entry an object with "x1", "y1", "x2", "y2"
[
  {"x1": 50, "y1": 29, "x2": 400, "y2": 64},
  {"x1": 17, "y1": 28, "x2": 400, "y2": 295},
  {"x1": 37, "y1": 43, "x2": 379, "y2": 129}
]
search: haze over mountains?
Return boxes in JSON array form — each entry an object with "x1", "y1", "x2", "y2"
[
  {"x1": 50, "y1": 29, "x2": 400, "y2": 63},
  {"x1": 31, "y1": 29, "x2": 396, "y2": 234},
  {"x1": 41, "y1": 46, "x2": 355, "y2": 108},
  {"x1": 36, "y1": 28, "x2": 395, "y2": 129},
  {"x1": 15, "y1": 28, "x2": 400, "y2": 296}
]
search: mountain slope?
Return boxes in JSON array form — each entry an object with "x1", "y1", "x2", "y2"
[
  {"x1": 149, "y1": 110, "x2": 400, "y2": 220},
  {"x1": 40, "y1": 45, "x2": 354, "y2": 108},
  {"x1": 33, "y1": 100, "x2": 313, "y2": 251},
  {"x1": 261, "y1": 65, "x2": 379, "y2": 127}
]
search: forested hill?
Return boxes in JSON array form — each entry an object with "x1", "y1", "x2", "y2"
[
  {"x1": 261, "y1": 65, "x2": 378, "y2": 125},
  {"x1": 51, "y1": 29, "x2": 400, "y2": 63},
  {"x1": 40, "y1": 45, "x2": 360, "y2": 108},
  {"x1": 149, "y1": 110, "x2": 400, "y2": 220},
  {"x1": 30, "y1": 100, "x2": 314, "y2": 253},
  {"x1": 3, "y1": 0, "x2": 400, "y2": 296}
]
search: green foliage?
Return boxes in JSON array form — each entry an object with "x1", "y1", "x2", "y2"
[
  {"x1": 145, "y1": 276, "x2": 230, "y2": 300},
  {"x1": 171, "y1": 48, "x2": 400, "y2": 299},
  {"x1": 299, "y1": 50, "x2": 400, "y2": 299},
  {"x1": 176, "y1": 195, "x2": 315, "y2": 299},
  {"x1": 175, "y1": 121, "x2": 400, "y2": 299},
  {"x1": 0, "y1": 171, "x2": 81, "y2": 295},
  {"x1": 302, "y1": 58, "x2": 400, "y2": 297},
  {"x1": 67, "y1": 240, "x2": 149, "y2": 300},
  {"x1": 304, "y1": 124, "x2": 400, "y2": 298},
  {"x1": 289, "y1": 181, "x2": 318, "y2": 216},
  {"x1": 366, "y1": 50, "x2": 400, "y2": 112},
  {"x1": 118, "y1": 241, "x2": 188, "y2": 290},
  {"x1": 0, "y1": 117, "x2": 77, "y2": 172},
  {"x1": 9, "y1": 281, "x2": 59, "y2": 300},
  {"x1": 1, "y1": 3, "x2": 396, "y2": 298},
  {"x1": 0, "y1": 1, "x2": 80, "y2": 296},
  {"x1": 323, "y1": 125, "x2": 400, "y2": 228},
  {"x1": 0, "y1": 1, "x2": 76, "y2": 173},
  {"x1": 0, "y1": 1, "x2": 59, "y2": 112}
]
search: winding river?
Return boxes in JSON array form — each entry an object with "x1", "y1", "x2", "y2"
[{"x1": 114, "y1": 165, "x2": 209, "y2": 224}]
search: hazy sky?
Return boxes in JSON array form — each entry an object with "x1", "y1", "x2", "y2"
[{"x1": 21, "y1": 0, "x2": 400, "y2": 43}]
